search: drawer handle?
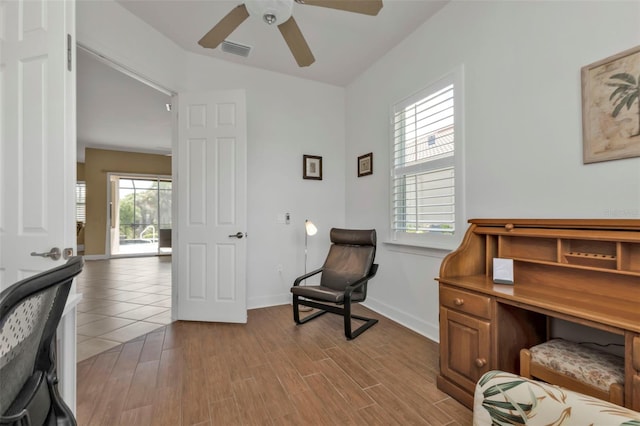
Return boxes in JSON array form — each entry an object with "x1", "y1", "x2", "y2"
[
  {"x1": 475, "y1": 358, "x2": 487, "y2": 368},
  {"x1": 453, "y1": 298, "x2": 464, "y2": 306}
]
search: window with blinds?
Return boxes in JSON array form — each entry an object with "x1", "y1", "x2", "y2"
[
  {"x1": 76, "y1": 182, "x2": 86, "y2": 223},
  {"x1": 390, "y1": 68, "x2": 463, "y2": 247}
]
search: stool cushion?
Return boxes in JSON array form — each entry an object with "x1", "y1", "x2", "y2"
[{"x1": 529, "y1": 338, "x2": 624, "y2": 392}]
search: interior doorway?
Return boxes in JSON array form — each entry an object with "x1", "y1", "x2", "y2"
[
  {"x1": 109, "y1": 174, "x2": 172, "y2": 257},
  {"x1": 75, "y1": 44, "x2": 177, "y2": 357}
]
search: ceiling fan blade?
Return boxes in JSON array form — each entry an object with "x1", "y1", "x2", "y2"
[
  {"x1": 296, "y1": 0, "x2": 383, "y2": 16},
  {"x1": 278, "y1": 16, "x2": 315, "y2": 67},
  {"x1": 198, "y1": 4, "x2": 250, "y2": 49}
]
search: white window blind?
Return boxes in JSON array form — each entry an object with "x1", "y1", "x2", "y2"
[
  {"x1": 76, "y1": 182, "x2": 86, "y2": 222},
  {"x1": 391, "y1": 71, "x2": 462, "y2": 246}
]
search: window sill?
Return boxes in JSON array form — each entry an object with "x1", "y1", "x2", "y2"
[{"x1": 383, "y1": 240, "x2": 453, "y2": 258}]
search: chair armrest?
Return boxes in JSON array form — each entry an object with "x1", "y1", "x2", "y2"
[
  {"x1": 345, "y1": 264, "x2": 378, "y2": 297},
  {"x1": 292, "y1": 268, "x2": 324, "y2": 286}
]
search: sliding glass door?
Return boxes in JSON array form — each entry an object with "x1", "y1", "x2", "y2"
[{"x1": 110, "y1": 175, "x2": 172, "y2": 256}]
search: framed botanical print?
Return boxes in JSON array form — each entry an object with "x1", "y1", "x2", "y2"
[{"x1": 582, "y1": 45, "x2": 640, "y2": 163}]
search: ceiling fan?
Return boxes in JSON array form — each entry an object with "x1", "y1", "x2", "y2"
[{"x1": 198, "y1": 0, "x2": 383, "y2": 67}]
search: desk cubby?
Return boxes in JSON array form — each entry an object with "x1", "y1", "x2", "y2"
[
  {"x1": 478, "y1": 224, "x2": 640, "y2": 276},
  {"x1": 621, "y1": 243, "x2": 640, "y2": 272}
]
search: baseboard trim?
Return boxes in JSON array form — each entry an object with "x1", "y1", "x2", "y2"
[
  {"x1": 362, "y1": 297, "x2": 439, "y2": 343},
  {"x1": 82, "y1": 254, "x2": 109, "y2": 261},
  {"x1": 247, "y1": 294, "x2": 290, "y2": 310}
]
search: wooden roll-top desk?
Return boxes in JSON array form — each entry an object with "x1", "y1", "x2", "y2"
[{"x1": 436, "y1": 219, "x2": 640, "y2": 409}]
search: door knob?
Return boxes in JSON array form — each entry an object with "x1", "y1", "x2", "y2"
[
  {"x1": 31, "y1": 247, "x2": 62, "y2": 261},
  {"x1": 228, "y1": 232, "x2": 244, "y2": 239}
]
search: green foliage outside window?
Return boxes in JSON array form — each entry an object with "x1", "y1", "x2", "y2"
[{"x1": 118, "y1": 180, "x2": 171, "y2": 241}]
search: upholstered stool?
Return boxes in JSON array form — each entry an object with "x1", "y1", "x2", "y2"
[{"x1": 520, "y1": 338, "x2": 624, "y2": 406}]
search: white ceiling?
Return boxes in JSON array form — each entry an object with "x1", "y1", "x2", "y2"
[
  {"x1": 115, "y1": 0, "x2": 448, "y2": 86},
  {"x1": 77, "y1": 48, "x2": 173, "y2": 162},
  {"x1": 77, "y1": 0, "x2": 447, "y2": 161}
]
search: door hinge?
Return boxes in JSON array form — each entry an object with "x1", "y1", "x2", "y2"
[{"x1": 67, "y1": 34, "x2": 72, "y2": 71}]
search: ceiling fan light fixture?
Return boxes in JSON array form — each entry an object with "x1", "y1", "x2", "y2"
[
  {"x1": 263, "y1": 13, "x2": 277, "y2": 25},
  {"x1": 245, "y1": 0, "x2": 293, "y2": 25}
]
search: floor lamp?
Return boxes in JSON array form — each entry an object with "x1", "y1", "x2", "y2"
[
  {"x1": 300, "y1": 219, "x2": 317, "y2": 311},
  {"x1": 304, "y1": 219, "x2": 318, "y2": 276}
]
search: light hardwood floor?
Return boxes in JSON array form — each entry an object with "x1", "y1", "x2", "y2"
[{"x1": 77, "y1": 303, "x2": 472, "y2": 425}]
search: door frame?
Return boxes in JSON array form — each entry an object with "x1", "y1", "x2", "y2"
[{"x1": 77, "y1": 44, "x2": 175, "y2": 97}]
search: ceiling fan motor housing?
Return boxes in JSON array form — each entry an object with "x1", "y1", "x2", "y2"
[{"x1": 245, "y1": 0, "x2": 294, "y2": 25}]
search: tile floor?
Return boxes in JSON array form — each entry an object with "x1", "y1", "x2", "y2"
[{"x1": 75, "y1": 256, "x2": 173, "y2": 361}]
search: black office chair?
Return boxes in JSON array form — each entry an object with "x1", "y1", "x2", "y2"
[
  {"x1": 0, "y1": 256, "x2": 84, "y2": 426},
  {"x1": 291, "y1": 228, "x2": 378, "y2": 340}
]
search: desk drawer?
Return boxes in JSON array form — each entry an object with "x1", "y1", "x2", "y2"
[{"x1": 440, "y1": 285, "x2": 492, "y2": 319}]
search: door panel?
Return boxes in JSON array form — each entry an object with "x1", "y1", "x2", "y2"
[
  {"x1": 176, "y1": 90, "x2": 247, "y2": 323},
  {"x1": 441, "y1": 307, "x2": 491, "y2": 392},
  {"x1": 1, "y1": 0, "x2": 75, "y2": 285},
  {"x1": 1, "y1": 0, "x2": 77, "y2": 411}
]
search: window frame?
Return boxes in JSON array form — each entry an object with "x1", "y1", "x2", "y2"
[
  {"x1": 76, "y1": 181, "x2": 86, "y2": 223},
  {"x1": 388, "y1": 66, "x2": 465, "y2": 251}
]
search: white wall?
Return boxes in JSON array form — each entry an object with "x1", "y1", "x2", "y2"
[
  {"x1": 345, "y1": 0, "x2": 640, "y2": 342},
  {"x1": 77, "y1": 0, "x2": 346, "y2": 309}
]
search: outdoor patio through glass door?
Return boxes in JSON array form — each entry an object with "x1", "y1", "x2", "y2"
[{"x1": 110, "y1": 175, "x2": 172, "y2": 256}]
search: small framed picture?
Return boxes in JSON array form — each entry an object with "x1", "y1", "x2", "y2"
[
  {"x1": 303, "y1": 155, "x2": 322, "y2": 180},
  {"x1": 357, "y1": 152, "x2": 373, "y2": 177}
]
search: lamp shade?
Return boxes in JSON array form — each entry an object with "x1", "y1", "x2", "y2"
[{"x1": 305, "y1": 220, "x2": 317, "y2": 236}]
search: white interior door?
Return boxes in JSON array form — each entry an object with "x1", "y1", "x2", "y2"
[
  {"x1": 0, "y1": 0, "x2": 77, "y2": 411},
  {"x1": 175, "y1": 90, "x2": 247, "y2": 323},
  {"x1": 0, "y1": 0, "x2": 76, "y2": 286}
]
